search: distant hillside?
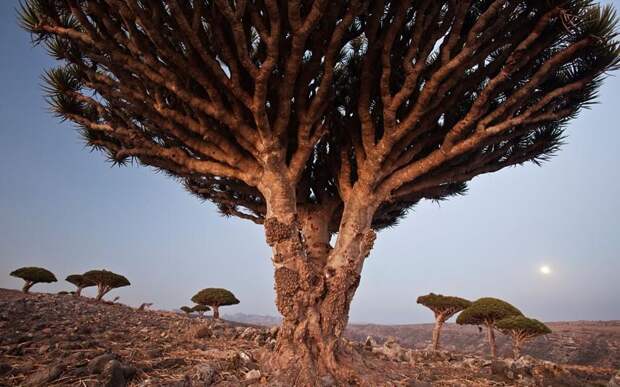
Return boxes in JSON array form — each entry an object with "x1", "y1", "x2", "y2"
[
  {"x1": 224, "y1": 312, "x2": 620, "y2": 368},
  {"x1": 345, "y1": 320, "x2": 620, "y2": 369},
  {"x1": 224, "y1": 312, "x2": 282, "y2": 326}
]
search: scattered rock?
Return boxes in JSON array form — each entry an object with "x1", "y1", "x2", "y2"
[
  {"x1": 88, "y1": 353, "x2": 118, "y2": 373},
  {"x1": 101, "y1": 360, "x2": 126, "y2": 387},
  {"x1": 23, "y1": 364, "x2": 63, "y2": 386},
  {"x1": 245, "y1": 369, "x2": 261, "y2": 380}
]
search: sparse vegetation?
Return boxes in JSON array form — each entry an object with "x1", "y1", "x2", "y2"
[
  {"x1": 191, "y1": 288, "x2": 239, "y2": 319},
  {"x1": 457, "y1": 298, "x2": 522, "y2": 358},
  {"x1": 10, "y1": 267, "x2": 57, "y2": 293},
  {"x1": 65, "y1": 274, "x2": 96, "y2": 297},
  {"x1": 417, "y1": 293, "x2": 471, "y2": 351},
  {"x1": 497, "y1": 316, "x2": 552, "y2": 358},
  {"x1": 82, "y1": 270, "x2": 130, "y2": 301}
]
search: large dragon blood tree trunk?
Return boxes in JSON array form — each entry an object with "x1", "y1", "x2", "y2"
[{"x1": 261, "y1": 177, "x2": 377, "y2": 382}]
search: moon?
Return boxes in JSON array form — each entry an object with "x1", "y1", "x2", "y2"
[{"x1": 539, "y1": 265, "x2": 552, "y2": 275}]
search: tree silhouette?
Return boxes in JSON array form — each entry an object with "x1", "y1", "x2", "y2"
[
  {"x1": 10, "y1": 267, "x2": 57, "y2": 293},
  {"x1": 20, "y1": 0, "x2": 619, "y2": 382},
  {"x1": 417, "y1": 293, "x2": 471, "y2": 351},
  {"x1": 65, "y1": 274, "x2": 96, "y2": 296},
  {"x1": 83, "y1": 270, "x2": 130, "y2": 301}
]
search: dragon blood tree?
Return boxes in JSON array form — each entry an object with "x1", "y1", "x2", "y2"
[
  {"x1": 10, "y1": 267, "x2": 57, "y2": 293},
  {"x1": 191, "y1": 288, "x2": 239, "y2": 320},
  {"x1": 65, "y1": 274, "x2": 96, "y2": 296},
  {"x1": 20, "y1": 0, "x2": 619, "y2": 382},
  {"x1": 417, "y1": 293, "x2": 471, "y2": 351},
  {"x1": 497, "y1": 316, "x2": 551, "y2": 358},
  {"x1": 457, "y1": 297, "x2": 523, "y2": 358},
  {"x1": 192, "y1": 304, "x2": 211, "y2": 317},
  {"x1": 180, "y1": 306, "x2": 194, "y2": 315},
  {"x1": 82, "y1": 270, "x2": 130, "y2": 301}
]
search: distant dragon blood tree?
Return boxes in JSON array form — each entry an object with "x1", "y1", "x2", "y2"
[
  {"x1": 65, "y1": 274, "x2": 96, "y2": 296},
  {"x1": 192, "y1": 304, "x2": 211, "y2": 316},
  {"x1": 82, "y1": 270, "x2": 130, "y2": 301},
  {"x1": 20, "y1": 0, "x2": 619, "y2": 382},
  {"x1": 457, "y1": 297, "x2": 523, "y2": 358},
  {"x1": 497, "y1": 316, "x2": 551, "y2": 358},
  {"x1": 10, "y1": 267, "x2": 57, "y2": 293},
  {"x1": 417, "y1": 293, "x2": 471, "y2": 351},
  {"x1": 191, "y1": 288, "x2": 239, "y2": 319},
  {"x1": 180, "y1": 306, "x2": 194, "y2": 315}
]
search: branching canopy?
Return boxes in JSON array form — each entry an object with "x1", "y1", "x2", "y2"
[
  {"x1": 19, "y1": 0, "x2": 620, "y2": 232},
  {"x1": 192, "y1": 304, "x2": 211, "y2": 312},
  {"x1": 496, "y1": 315, "x2": 551, "y2": 336},
  {"x1": 83, "y1": 269, "x2": 130, "y2": 289},
  {"x1": 456, "y1": 297, "x2": 522, "y2": 325},
  {"x1": 65, "y1": 274, "x2": 96, "y2": 288},
  {"x1": 192, "y1": 288, "x2": 240, "y2": 307},
  {"x1": 10, "y1": 267, "x2": 57, "y2": 283},
  {"x1": 417, "y1": 293, "x2": 471, "y2": 315}
]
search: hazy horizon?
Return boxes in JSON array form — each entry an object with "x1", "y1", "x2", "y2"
[{"x1": 1, "y1": 0, "x2": 619, "y2": 325}]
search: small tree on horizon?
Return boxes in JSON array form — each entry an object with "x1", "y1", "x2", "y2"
[
  {"x1": 497, "y1": 316, "x2": 551, "y2": 359},
  {"x1": 65, "y1": 274, "x2": 96, "y2": 297},
  {"x1": 180, "y1": 306, "x2": 194, "y2": 315},
  {"x1": 417, "y1": 293, "x2": 471, "y2": 351},
  {"x1": 192, "y1": 304, "x2": 211, "y2": 317},
  {"x1": 83, "y1": 270, "x2": 130, "y2": 301},
  {"x1": 456, "y1": 297, "x2": 522, "y2": 358},
  {"x1": 10, "y1": 267, "x2": 57, "y2": 293},
  {"x1": 191, "y1": 288, "x2": 239, "y2": 319}
]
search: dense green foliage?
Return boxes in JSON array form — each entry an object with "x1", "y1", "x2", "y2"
[
  {"x1": 191, "y1": 288, "x2": 240, "y2": 307},
  {"x1": 10, "y1": 267, "x2": 57, "y2": 283},
  {"x1": 456, "y1": 297, "x2": 522, "y2": 325},
  {"x1": 83, "y1": 270, "x2": 130, "y2": 289},
  {"x1": 496, "y1": 316, "x2": 551, "y2": 335},
  {"x1": 65, "y1": 274, "x2": 96, "y2": 288},
  {"x1": 417, "y1": 293, "x2": 471, "y2": 312}
]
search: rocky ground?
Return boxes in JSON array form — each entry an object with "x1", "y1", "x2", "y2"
[{"x1": 0, "y1": 289, "x2": 618, "y2": 386}]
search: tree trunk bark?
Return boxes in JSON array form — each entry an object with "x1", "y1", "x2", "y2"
[
  {"x1": 512, "y1": 335, "x2": 523, "y2": 359},
  {"x1": 96, "y1": 285, "x2": 109, "y2": 301},
  {"x1": 22, "y1": 281, "x2": 34, "y2": 294},
  {"x1": 432, "y1": 319, "x2": 444, "y2": 351},
  {"x1": 212, "y1": 305, "x2": 220, "y2": 319},
  {"x1": 262, "y1": 178, "x2": 377, "y2": 384},
  {"x1": 486, "y1": 323, "x2": 497, "y2": 358},
  {"x1": 76, "y1": 287, "x2": 83, "y2": 297}
]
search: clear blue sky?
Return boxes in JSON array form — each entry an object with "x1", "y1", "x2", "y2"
[{"x1": 1, "y1": 1, "x2": 618, "y2": 324}]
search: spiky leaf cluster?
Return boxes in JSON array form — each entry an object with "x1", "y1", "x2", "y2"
[
  {"x1": 83, "y1": 270, "x2": 130, "y2": 289},
  {"x1": 496, "y1": 316, "x2": 552, "y2": 335},
  {"x1": 456, "y1": 297, "x2": 523, "y2": 325},
  {"x1": 10, "y1": 267, "x2": 57, "y2": 283},
  {"x1": 417, "y1": 293, "x2": 472, "y2": 312},
  {"x1": 65, "y1": 274, "x2": 96, "y2": 288},
  {"x1": 192, "y1": 288, "x2": 240, "y2": 307},
  {"x1": 18, "y1": 0, "x2": 619, "y2": 232}
]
